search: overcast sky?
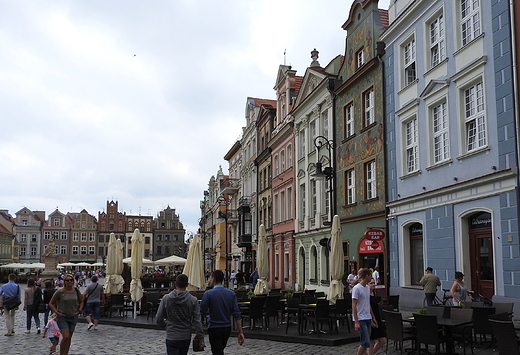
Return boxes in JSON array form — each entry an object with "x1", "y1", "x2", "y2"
[{"x1": 0, "y1": 0, "x2": 390, "y2": 237}]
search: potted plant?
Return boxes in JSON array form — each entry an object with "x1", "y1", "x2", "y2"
[
  {"x1": 246, "y1": 290, "x2": 255, "y2": 299},
  {"x1": 284, "y1": 288, "x2": 295, "y2": 299},
  {"x1": 416, "y1": 308, "x2": 429, "y2": 314}
]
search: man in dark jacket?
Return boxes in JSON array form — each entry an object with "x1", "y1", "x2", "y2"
[{"x1": 156, "y1": 274, "x2": 205, "y2": 355}]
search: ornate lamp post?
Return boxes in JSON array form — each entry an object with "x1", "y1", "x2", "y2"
[
  {"x1": 217, "y1": 195, "x2": 231, "y2": 288},
  {"x1": 312, "y1": 135, "x2": 336, "y2": 224}
]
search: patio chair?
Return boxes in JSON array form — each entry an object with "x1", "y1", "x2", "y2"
[
  {"x1": 107, "y1": 294, "x2": 125, "y2": 318},
  {"x1": 428, "y1": 305, "x2": 451, "y2": 319},
  {"x1": 451, "y1": 308, "x2": 474, "y2": 355},
  {"x1": 264, "y1": 295, "x2": 281, "y2": 329},
  {"x1": 329, "y1": 298, "x2": 351, "y2": 333},
  {"x1": 145, "y1": 292, "x2": 162, "y2": 321},
  {"x1": 285, "y1": 297, "x2": 300, "y2": 334},
  {"x1": 303, "y1": 299, "x2": 332, "y2": 337},
  {"x1": 471, "y1": 306, "x2": 495, "y2": 346},
  {"x1": 247, "y1": 296, "x2": 266, "y2": 330},
  {"x1": 414, "y1": 313, "x2": 451, "y2": 355},
  {"x1": 388, "y1": 295, "x2": 400, "y2": 311},
  {"x1": 383, "y1": 310, "x2": 416, "y2": 355},
  {"x1": 489, "y1": 319, "x2": 520, "y2": 355},
  {"x1": 493, "y1": 302, "x2": 514, "y2": 319}
]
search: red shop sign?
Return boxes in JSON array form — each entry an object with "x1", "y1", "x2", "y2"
[
  {"x1": 363, "y1": 229, "x2": 386, "y2": 241},
  {"x1": 359, "y1": 238, "x2": 384, "y2": 254}
]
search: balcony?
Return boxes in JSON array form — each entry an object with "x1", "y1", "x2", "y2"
[
  {"x1": 237, "y1": 234, "x2": 252, "y2": 247},
  {"x1": 220, "y1": 178, "x2": 239, "y2": 195}
]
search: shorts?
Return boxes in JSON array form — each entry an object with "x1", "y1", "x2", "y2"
[
  {"x1": 56, "y1": 315, "x2": 78, "y2": 332},
  {"x1": 49, "y1": 336, "x2": 59, "y2": 343},
  {"x1": 357, "y1": 319, "x2": 372, "y2": 348},
  {"x1": 84, "y1": 302, "x2": 101, "y2": 320}
]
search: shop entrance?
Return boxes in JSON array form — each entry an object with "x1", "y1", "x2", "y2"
[{"x1": 468, "y1": 212, "x2": 494, "y2": 299}]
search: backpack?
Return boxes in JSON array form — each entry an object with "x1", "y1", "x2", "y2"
[{"x1": 33, "y1": 287, "x2": 46, "y2": 313}]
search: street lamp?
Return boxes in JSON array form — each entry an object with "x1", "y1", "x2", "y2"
[
  {"x1": 312, "y1": 135, "x2": 335, "y2": 225},
  {"x1": 217, "y1": 195, "x2": 231, "y2": 288}
]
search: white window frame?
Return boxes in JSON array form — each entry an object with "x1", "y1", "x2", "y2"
[
  {"x1": 405, "y1": 117, "x2": 419, "y2": 173},
  {"x1": 403, "y1": 37, "x2": 416, "y2": 86},
  {"x1": 31, "y1": 247, "x2": 37, "y2": 256},
  {"x1": 321, "y1": 109, "x2": 329, "y2": 139},
  {"x1": 311, "y1": 180, "x2": 317, "y2": 217},
  {"x1": 346, "y1": 169, "x2": 356, "y2": 205},
  {"x1": 53, "y1": 218, "x2": 60, "y2": 226},
  {"x1": 364, "y1": 89, "x2": 375, "y2": 126},
  {"x1": 431, "y1": 101, "x2": 450, "y2": 163},
  {"x1": 72, "y1": 246, "x2": 79, "y2": 255},
  {"x1": 89, "y1": 233, "x2": 96, "y2": 242},
  {"x1": 274, "y1": 155, "x2": 279, "y2": 176},
  {"x1": 287, "y1": 187, "x2": 292, "y2": 220},
  {"x1": 20, "y1": 247, "x2": 26, "y2": 256},
  {"x1": 461, "y1": 0, "x2": 481, "y2": 46},
  {"x1": 273, "y1": 194, "x2": 279, "y2": 224},
  {"x1": 365, "y1": 160, "x2": 377, "y2": 200},
  {"x1": 301, "y1": 183, "x2": 306, "y2": 219},
  {"x1": 429, "y1": 13, "x2": 445, "y2": 67},
  {"x1": 61, "y1": 231, "x2": 67, "y2": 240},
  {"x1": 81, "y1": 246, "x2": 87, "y2": 255},
  {"x1": 280, "y1": 151, "x2": 285, "y2": 172},
  {"x1": 345, "y1": 103, "x2": 354, "y2": 138},
  {"x1": 463, "y1": 81, "x2": 486, "y2": 152},
  {"x1": 44, "y1": 231, "x2": 50, "y2": 240},
  {"x1": 287, "y1": 145, "x2": 292, "y2": 167},
  {"x1": 300, "y1": 130, "x2": 306, "y2": 157},
  {"x1": 81, "y1": 233, "x2": 87, "y2": 242},
  {"x1": 21, "y1": 234, "x2": 26, "y2": 242},
  {"x1": 60, "y1": 245, "x2": 67, "y2": 255},
  {"x1": 280, "y1": 190, "x2": 286, "y2": 222},
  {"x1": 357, "y1": 48, "x2": 364, "y2": 68},
  {"x1": 73, "y1": 233, "x2": 79, "y2": 242},
  {"x1": 89, "y1": 246, "x2": 95, "y2": 255}
]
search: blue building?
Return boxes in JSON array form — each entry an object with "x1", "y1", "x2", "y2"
[{"x1": 381, "y1": 0, "x2": 519, "y2": 309}]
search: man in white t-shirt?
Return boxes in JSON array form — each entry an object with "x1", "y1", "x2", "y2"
[
  {"x1": 372, "y1": 266, "x2": 380, "y2": 285},
  {"x1": 352, "y1": 268, "x2": 378, "y2": 355}
]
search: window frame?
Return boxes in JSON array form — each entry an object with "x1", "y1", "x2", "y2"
[
  {"x1": 345, "y1": 169, "x2": 356, "y2": 205},
  {"x1": 356, "y1": 48, "x2": 365, "y2": 68},
  {"x1": 363, "y1": 88, "x2": 375, "y2": 127},
  {"x1": 463, "y1": 81, "x2": 487, "y2": 153},
  {"x1": 431, "y1": 100, "x2": 450, "y2": 164},
  {"x1": 344, "y1": 103, "x2": 354, "y2": 138},
  {"x1": 365, "y1": 160, "x2": 377, "y2": 200},
  {"x1": 429, "y1": 12, "x2": 445, "y2": 68},
  {"x1": 404, "y1": 116, "x2": 419, "y2": 173},
  {"x1": 403, "y1": 37, "x2": 417, "y2": 86},
  {"x1": 460, "y1": 0, "x2": 481, "y2": 46}
]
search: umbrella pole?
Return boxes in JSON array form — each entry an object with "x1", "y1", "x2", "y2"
[{"x1": 134, "y1": 302, "x2": 137, "y2": 320}]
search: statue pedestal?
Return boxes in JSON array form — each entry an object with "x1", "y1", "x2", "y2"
[{"x1": 41, "y1": 255, "x2": 60, "y2": 278}]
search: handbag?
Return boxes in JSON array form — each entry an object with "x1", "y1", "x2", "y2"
[
  {"x1": 38, "y1": 303, "x2": 47, "y2": 313},
  {"x1": 4, "y1": 297, "x2": 21, "y2": 310},
  {"x1": 192, "y1": 337, "x2": 204, "y2": 352}
]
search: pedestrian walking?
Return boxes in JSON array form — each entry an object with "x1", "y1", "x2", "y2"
[
  {"x1": 24, "y1": 278, "x2": 42, "y2": 334},
  {"x1": 0, "y1": 273, "x2": 21, "y2": 336},
  {"x1": 48, "y1": 274, "x2": 84, "y2": 355},
  {"x1": 352, "y1": 268, "x2": 377, "y2": 355},
  {"x1": 450, "y1": 271, "x2": 474, "y2": 306},
  {"x1": 200, "y1": 270, "x2": 244, "y2": 355},
  {"x1": 156, "y1": 274, "x2": 205, "y2": 355},
  {"x1": 83, "y1": 275, "x2": 103, "y2": 331},
  {"x1": 419, "y1": 267, "x2": 441, "y2": 306},
  {"x1": 42, "y1": 313, "x2": 61, "y2": 355},
  {"x1": 42, "y1": 280, "x2": 55, "y2": 327}
]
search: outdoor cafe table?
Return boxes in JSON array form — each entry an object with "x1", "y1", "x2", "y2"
[{"x1": 405, "y1": 316, "x2": 472, "y2": 355}]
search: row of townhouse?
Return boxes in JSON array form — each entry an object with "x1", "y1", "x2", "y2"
[
  {"x1": 201, "y1": 0, "x2": 520, "y2": 307},
  {"x1": 3, "y1": 200, "x2": 186, "y2": 265}
]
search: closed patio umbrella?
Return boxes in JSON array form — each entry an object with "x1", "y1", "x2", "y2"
[
  {"x1": 184, "y1": 234, "x2": 205, "y2": 291},
  {"x1": 254, "y1": 224, "x2": 269, "y2": 295},
  {"x1": 130, "y1": 228, "x2": 144, "y2": 319},
  {"x1": 104, "y1": 233, "x2": 125, "y2": 294},
  {"x1": 327, "y1": 215, "x2": 344, "y2": 304}
]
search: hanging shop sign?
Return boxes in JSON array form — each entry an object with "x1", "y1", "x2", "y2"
[
  {"x1": 363, "y1": 228, "x2": 385, "y2": 241},
  {"x1": 359, "y1": 238, "x2": 384, "y2": 254}
]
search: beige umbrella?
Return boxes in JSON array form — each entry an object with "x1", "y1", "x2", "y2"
[
  {"x1": 153, "y1": 255, "x2": 186, "y2": 266},
  {"x1": 254, "y1": 224, "x2": 269, "y2": 295},
  {"x1": 123, "y1": 257, "x2": 156, "y2": 266},
  {"x1": 104, "y1": 233, "x2": 125, "y2": 294},
  {"x1": 184, "y1": 234, "x2": 205, "y2": 291},
  {"x1": 327, "y1": 215, "x2": 344, "y2": 304},
  {"x1": 130, "y1": 228, "x2": 144, "y2": 319}
]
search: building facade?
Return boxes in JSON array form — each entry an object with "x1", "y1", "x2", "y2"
[
  {"x1": 69, "y1": 209, "x2": 98, "y2": 263},
  {"x1": 382, "y1": 0, "x2": 520, "y2": 306},
  {"x1": 0, "y1": 210, "x2": 15, "y2": 264},
  {"x1": 14, "y1": 208, "x2": 43, "y2": 264},
  {"x1": 154, "y1": 206, "x2": 186, "y2": 261},
  {"x1": 98, "y1": 201, "x2": 127, "y2": 262},
  {"x1": 41, "y1": 209, "x2": 72, "y2": 264},
  {"x1": 125, "y1": 214, "x2": 154, "y2": 259}
]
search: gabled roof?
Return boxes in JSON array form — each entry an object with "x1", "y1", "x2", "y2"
[{"x1": 0, "y1": 224, "x2": 12, "y2": 235}]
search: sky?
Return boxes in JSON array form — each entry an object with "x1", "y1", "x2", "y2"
[{"x1": 0, "y1": 0, "x2": 391, "y2": 237}]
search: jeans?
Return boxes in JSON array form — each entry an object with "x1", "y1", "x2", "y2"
[
  {"x1": 165, "y1": 339, "x2": 191, "y2": 355},
  {"x1": 357, "y1": 319, "x2": 372, "y2": 348},
  {"x1": 26, "y1": 304, "x2": 41, "y2": 330},
  {"x1": 208, "y1": 327, "x2": 231, "y2": 355}
]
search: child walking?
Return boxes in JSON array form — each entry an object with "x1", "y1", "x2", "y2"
[{"x1": 42, "y1": 313, "x2": 61, "y2": 355}]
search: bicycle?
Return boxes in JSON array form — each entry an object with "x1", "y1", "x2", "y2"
[{"x1": 423, "y1": 288, "x2": 453, "y2": 307}]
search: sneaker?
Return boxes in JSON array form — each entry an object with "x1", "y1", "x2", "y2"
[
  {"x1": 24, "y1": 330, "x2": 30, "y2": 334},
  {"x1": 4, "y1": 332, "x2": 12, "y2": 336},
  {"x1": 37, "y1": 327, "x2": 41, "y2": 334},
  {"x1": 93, "y1": 326, "x2": 98, "y2": 330},
  {"x1": 87, "y1": 322, "x2": 94, "y2": 330}
]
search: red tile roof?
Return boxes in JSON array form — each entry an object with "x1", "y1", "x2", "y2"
[
  {"x1": 379, "y1": 9, "x2": 389, "y2": 27},
  {"x1": 252, "y1": 98, "x2": 276, "y2": 107},
  {"x1": 0, "y1": 224, "x2": 12, "y2": 235},
  {"x1": 294, "y1": 76, "x2": 304, "y2": 96}
]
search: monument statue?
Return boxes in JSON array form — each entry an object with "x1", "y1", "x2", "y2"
[{"x1": 41, "y1": 236, "x2": 60, "y2": 277}]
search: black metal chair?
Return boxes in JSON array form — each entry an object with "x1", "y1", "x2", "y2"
[
  {"x1": 471, "y1": 306, "x2": 496, "y2": 345},
  {"x1": 145, "y1": 292, "x2": 162, "y2": 321},
  {"x1": 414, "y1": 313, "x2": 451, "y2": 354},
  {"x1": 451, "y1": 308, "x2": 474, "y2": 355},
  {"x1": 264, "y1": 295, "x2": 281, "y2": 329},
  {"x1": 489, "y1": 319, "x2": 520, "y2": 355},
  {"x1": 329, "y1": 298, "x2": 351, "y2": 333},
  {"x1": 247, "y1": 296, "x2": 266, "y2": 330},
  {"x1": 428, "y1": 305, "x2": 451, "y2": 319},
  {"x1": 493, "y1": 302, "x2": 514, "y2": 319},
  {"x1": 285, "y1": 297, "x2": 300, "y2": 334},
  {"x1": 388, "y1": 295, "x2": 400, "y2": 311},
  {"x1": 383, "y1": 310, "x2": 416, "y2": 355},
  {"x1": 303, "y1": 299, "x2": 332, "y2": 337},
  {"x1": 107, "y1": 294, "x2": 125, "y2": 318}
]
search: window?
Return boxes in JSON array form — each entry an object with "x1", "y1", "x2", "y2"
[
  {"x1": 165, "y1": 246, "x2": 170, "y2": 255},
  {"x1": 81, "y1": 222, "x2": 86, "y2": 229},
  {"x1": 174, "y1": 235, "x2": 178, "y2": 241},
  {"x1": 273, "y1": 194, "x2": 279, "y2": 224},
  {"x1": 461, "y1": 0, "x2": 481, "y2": 46},
  {"x1": 280, "y1": 191, "x2": 286, "y2": 222},
  {"x1": 73, "y1": 233, "x2": 79, "y2": 242},
  {"x1": 98, "y1": 235, "x2": 104, "y2": 243},
  {"x1": 61, "y1": 231, "x2": 67, "y2": 240},
  {"x1": 430, "y1": 14, "x2": 445, "y2": 67},
  {"x1": 53, "y1": 218, "x2": 60, "y2": 226},
  {"x1": 464, "y1": 82, "x2": 486, "y2": 151},
  {"x1": 99, "y1": 246, "x2": 104, "y2": 256},
  {"x1": 44, "y1": 231, "x2": 50, "y2": 240},
  {"x1": 364, "y1": 89, "x2": 375, "y2": 126},
  {"x1": 280, "y1": 151, "x2": 285, "y2": 172},
  {"x1": 81, "y1": 233, "x2": 87, "y2": 242},
  {"x1": 81, "y1": 246, "x2": 87, "y2": 255},
  {"x1": 403, "y1": 38, "x2": 416, "y2": 86},
  {"x1": 157, "y1": 235, "x2": 162, "y2": 242},
  {"x1": 72, "y1": 246, "x2": 79, "y2": 255},
  {"x1": 89, "y1": 233, "x2": 96, "y2": 242},
  {"x1": 31, "y1": 247, "x2": 37, "y2": 256},
  {"x1": 287, "y1": 187, "x2": 292, "y2": 219},
  {"x1": 320, "y1": 246, "x2": 330, "y2": 284},
  {"x1": 20, "y1": 247, "x2": 26, "y2": 256},
  {"x1": 405, "y1": 117, "x2": 419, "y2": 173},
  {"x1": 346, "y1": 169, "x2": 356, "y2": 205},
  {"x1": 301, "y1": 183, "x2": 306, "y2": 219},
  {"x1": 89, "y1": 246, "x2": 95, "y2": 255},
  {"x1": 357, "y1": 48, "x2": 364, "y2": 68},
  {"x1": 22, "y1": 220, "x2": 27, "y2": 226},
  {"x1": 324, "y1": 179, "x2": 330, "y2": 217},
  {"x1": 432, "y1": 102, "x2": 450, "y2": 163},
  {"x1": 365, "y1": 160, "x2": 377, "y2": 199},
  {"x1": 310, "y1": 246, "x2": 318, "y2": 282},
  {"x1": 157, "y1": 246, "x2": 162, "y2": 255},
  {"x1": 145, "y1": 237, "x2": 150, "y2": 244},
  {"x1": 311, "y1": 180, "x2": 317, "y2": 217},
  {"x1": 321, "y1": 109, "x2": 329, "y2": 138},
  {"x1": 60, "y1": 246, "x2": 67, "y2": 255},
  {"x1": 345, "y1": 104, "x2": 354, "y2": 138},
  {"x1": 144, "y1": 249, "x2": 150, "y2": 258},
  {"x1": 31, "y1": 234, "x2": 37, "y2": 242},
  {"x1": 274, "y1": 155, "x2": 279, "y2": 176},
  {"x1": 287, "y1": 145, "x2": 292, "y2": 166},
  {"x1": 300, "y1": 130, "x2": 306, "y2": 156},
  {"x1": 165, "y1": 235, "x2": 170, "y2": 241},
  {"x1": 409, "y1": 223, "x2": 424, "y2": 284},
  {"x1": 21, "y1": 234, "x2": 26, "y2": 242},
  {"x1": 275, "y1": 253, "x2": 279, "y2": 280},
  {"x1": 310, "y1": 120, "x2": 316, "y2": 140}
]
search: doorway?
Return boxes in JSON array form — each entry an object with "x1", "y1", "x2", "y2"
[{"x1": 468, "y1": 212, "x2": 494, "y2": 299}]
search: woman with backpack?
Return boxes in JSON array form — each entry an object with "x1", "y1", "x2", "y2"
[
  {"x1": 42, "y1": 280, "x2": 56, "y2": 327},
  {"x1": 23, "y1": 278, "x2": 42, "y2": 334},
  {"x1": 49, "y1": 274, "x2": 84, "y2": 355}
]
